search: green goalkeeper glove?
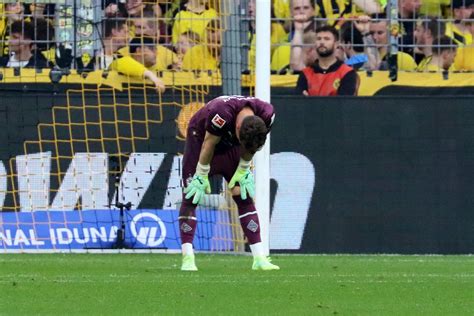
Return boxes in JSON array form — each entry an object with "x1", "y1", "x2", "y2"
[
  {"x1": 184, "y1": 174, "x2": 211, "y2": 204},
  {"x1": 184, "y1": 163, "x2": 211, "y2": 205},
  {"x1": 228, "y1": 159, "x2": 255, "y2": 200}
]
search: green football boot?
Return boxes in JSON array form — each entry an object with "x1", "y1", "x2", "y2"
[
  {"x1": 181, "y1": 254, "x2": 198, "y2": 271},
  {"x1": 252, "y1": 256, "x2": 280, "y2": 271}
]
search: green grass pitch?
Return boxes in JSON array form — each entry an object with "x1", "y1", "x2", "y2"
[{"x1": 0, "y1": 254, "x2": 473, "y2": 315}]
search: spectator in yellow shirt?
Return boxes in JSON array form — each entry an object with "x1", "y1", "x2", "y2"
[
  {"x1": 248, "y1": 0, "x2": 288, "y2": 72},
  {"x1": 132, "y1": 12, "x2": 178, "y2": 70},
  {"x1": 418, "y1": 36, "x2": 457, "y2": 71},
  {"x1": 174, "y1": 30, "x2": 201, "y2": 69},
  {"x1": 81, "y1": 19, "x2": 165, "y2": 93},
  {"x1": 453, "y1": 12, "x2": 474, "y2": 70},
  {"x1": 445, "y1": 0, "x2": 473, "y2": 46},
  {"x1": 181, "y1": 19, "x2": 221, "y2": 71},
  {"x1": 175, "y1": 30, "x2": 201, "y2": 56},
  {"x1": 171, "y1": 0, "x2": 218, "y2": 44},
  {"x1": 368, "y1": 16, "x2": 418, "y2": 70},
  {"x1": 414, "y1": 18, "x2": 447, "y2": 69},
  {"x1": 130, "y1": 36, "x2": 158, "y2": 69}
]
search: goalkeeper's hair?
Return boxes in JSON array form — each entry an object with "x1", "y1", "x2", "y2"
[{"x1": 240, "y1": 116, "x2": 268, "y2": 154}]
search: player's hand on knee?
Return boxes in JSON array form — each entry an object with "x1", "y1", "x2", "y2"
[
  {"x1": 184, "y1": 174, "x2": 211, "y2": 204},
  {"x1": 228, "y1": 168, "x2": 255, "y2": 200}
]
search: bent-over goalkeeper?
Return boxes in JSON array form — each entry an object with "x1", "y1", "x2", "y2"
[{"x1": 179, "y1": 95, "x2": 279, "y2": 271}]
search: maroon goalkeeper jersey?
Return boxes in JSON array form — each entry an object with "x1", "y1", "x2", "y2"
[{"x1": 188, "y1": 95, "x2": 275, "y2": 150}]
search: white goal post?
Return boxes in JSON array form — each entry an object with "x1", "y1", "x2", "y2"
[{"x1": 254, "y1": 0, "x2": 272, "y2": 256}]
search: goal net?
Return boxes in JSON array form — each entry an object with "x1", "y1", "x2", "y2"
[{"x1": 0, "y1": 0, "x2": 256, "y2": 253}]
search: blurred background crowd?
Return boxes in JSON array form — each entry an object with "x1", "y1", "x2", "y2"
[{"x1": 0, "y1": 0, "x2": 472, "y2": 79}]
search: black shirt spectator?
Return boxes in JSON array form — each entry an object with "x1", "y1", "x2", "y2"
[{"x1": 0, "y1": 20, "x2": 51, "y2": 69}]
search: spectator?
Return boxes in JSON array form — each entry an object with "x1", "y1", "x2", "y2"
[
  {"x1": 0, "y1": 2, "x2": 24, "y2": 57},
  {"x1": 88, "y1": 19, "x2": 129, "y2": 70},
  {"x1": 26, "y1": 3, "x2": 55, "y2": 19},
  {"x1": 4, "y1": 2, "x2": 23, "y2": 22},
  {"x1": 33, "y1": 18, "x2": 58, "y2": 66},
  {"x1": 445, "y1": 0, "x2": 473, "y2": 46},
  {"x1": 419, "y1": 0, "x2": 450, "y2": 17},
  {"x1": 339, "y1": 16, "x2": 378, "y2": 70},
  {"x1": 453, "y1": 11, "x2": 474, "y2": 70},
  {"x1": 175, "y1": 30, "x2": 201, "y2": 68},
  {"x1": 125, "y1": 0, "x2": 148, "y2": 17},
  {"x1": 399, "y1": 0, "x2": 423, "y2": 55},
  {"x1": 368, "y1": 15, "x2": 418, "y2": 70},
  {"x1": 162, "y1": 0, "x2": 182, "y2": 43},
  {"x1": 274, "y1": 0, "x2": 291, "y2": 27},
  {"x1": 151, "y1": 0, "x2": 173, "y2": 42},
  {"x1": 300, "y1": 32, "x2": 319, "y2": 66},
  {"x1": 130, "y1": 36, "x2": 157, "y2": 68},
  {"x1": 125, "y1": 0, "x2": 167, "y2": 40},
  {"x1": 288, "y1": 0, "x2": 318, "y2": 71},
  {"x1": 175, "y1": 30, "x2": 201, "y2": 56},
  {"x1": 288, "y1": 0, "x2": 318, "y2": 41},
  {"x1": 103, "y1": 0, "x2": 127, "y2": 17},
  {"x1": 132, "y1": 12, "x2": 178, "y2": 70},
  {"x1": 124, "y1": 2, "x2": 170, "y2": 44},
  {"x1": 0, "y1": 20, "x2": 50, "y2": 68},
  {"x1": 248, "y1": 0, "x2": 288, "y2": 72},
  {"x1": 352, "y1": 0, "x2": 387, "y2": 15},
  {"x1": 316, "y1": 0, "x2": 386, "y2": 26},
  {"x1": 81, "y1": 19, "x2": 165, "y2": 93},
  {"x1": 171, "y1": 0, "x2": 218, "y2": 44},
  {"x1": 285, "y1": 0, "x2": 382, "y2": 70},
  {"x1": 272, "y1": 31, "x2": 316, "y2": 72},
  {"x1": 414, "y1": 18, "x2": 446, "y2": 68},
  {"x1": 418, "y1": 35, "x2": 457, "y2": 71},
  {"x1": 181, "y1": 19, "x2": 221, "y2": 71},
  {"x1": 295, "y1": 25, "x2": 359, "y2": 96}
]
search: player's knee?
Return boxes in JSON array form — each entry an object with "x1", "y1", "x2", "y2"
[{"x1": 179, "y1": 198, "x2": 197, "y2": 217}]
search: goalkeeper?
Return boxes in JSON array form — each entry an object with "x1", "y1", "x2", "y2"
[{"x1": 179, "y1": 95, "x2": 279, "y2": 272}]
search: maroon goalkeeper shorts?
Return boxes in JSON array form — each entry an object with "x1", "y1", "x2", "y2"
[{"x1": 182, "y1": 126, "x2": 240, "y2": 187}]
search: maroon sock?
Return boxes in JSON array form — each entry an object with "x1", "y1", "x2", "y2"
[
  {"x1": 179, "y1": 198, "x2": 198, "y2": 244},
  {"x1": 232, "y1": 195, "x2": 261, "y2": 244}
]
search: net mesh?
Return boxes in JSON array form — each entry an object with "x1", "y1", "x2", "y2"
[{"x1": 0, "y1": 0, "x2": 246, "y2": 252}]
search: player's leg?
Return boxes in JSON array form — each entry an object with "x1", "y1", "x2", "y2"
[
  {"x1": 179, "y1": 199, "x2": 198, "y2": 271},
  {"x1": 231, "y1": 193, "x2": 279, "y2": 270},
  {"x1": 179, "y1": 127, "x2": 203, "y2": 271},
  {"x1": 220, "y1": 146, "x2": 279, "y2": 270}
]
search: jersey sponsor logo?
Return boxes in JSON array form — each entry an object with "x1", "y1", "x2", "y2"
[{"x1": 211, "y1": 114, "x2": 226, "y2": 128}]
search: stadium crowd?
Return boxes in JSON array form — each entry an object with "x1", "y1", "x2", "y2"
[{"x1": 0, "y1": 0, "x2": 472, "y2": 92}]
